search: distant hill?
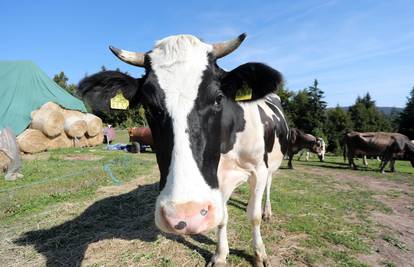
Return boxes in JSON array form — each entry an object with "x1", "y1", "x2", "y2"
[{"x1": 331, "y1": 106, "x2": 403, "y2": 116}]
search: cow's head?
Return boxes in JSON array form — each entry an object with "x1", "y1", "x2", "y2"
[
  {"x1": 316, "y1": 137, "x2": 325, "y2": 161},
  {"x1": 79, "y1": 34, "x2": 282, "y2": 235}
]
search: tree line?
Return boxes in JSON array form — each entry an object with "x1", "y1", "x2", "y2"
[
  {"x1": 279, "y1": 79, "x2": 414, "y2": 152},
  {"x1": 53, "y1": 69, "x2": 414, "y2": 153}
]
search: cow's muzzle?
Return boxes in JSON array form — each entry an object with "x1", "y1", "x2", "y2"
[{"x1": 157, "y1": 201, "x2": 216, "y2": 235}]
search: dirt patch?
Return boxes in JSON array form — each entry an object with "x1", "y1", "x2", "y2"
[
  {"x1": 60, "y1": 154, "x2": 104, "y2": 161},
  {"x1": 303, "y1": 166, "x2": 414, "y2": 266},
  {"x1": 21, "y1": 152, "x2": 51, "y2": 161}
]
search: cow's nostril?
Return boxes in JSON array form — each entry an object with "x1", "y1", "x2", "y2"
[
  {"x1": 174, "y1": 221, "x2": 187, "y2": 230},
  {"x1": 200, "y1": 208, "x2": 208, "y2": 216}
]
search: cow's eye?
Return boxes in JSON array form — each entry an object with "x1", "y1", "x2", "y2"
[{"x1": 215, "y1": 94, "x2": 223, "y2": 106}]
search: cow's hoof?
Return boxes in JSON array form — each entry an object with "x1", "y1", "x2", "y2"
[
  {"x1": 206, "y1": 260, "x2": 227, "y2": 267},
  {"x1": 262, "y1": 211, "x2": 272, "y2": 222},
  {"x1": 254, "y1": 255, "x2": 271, "y2": 267},
  {"x1": 207, "y1": 255, "x2": 227, "y2": 267}
]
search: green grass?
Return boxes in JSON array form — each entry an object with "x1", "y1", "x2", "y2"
[
  {"x1": 1, "y1": 151, "x2": 413, "y2": 266},
  {"x1": 0, "y1": 130, "x2": 157, "y2": 223}
]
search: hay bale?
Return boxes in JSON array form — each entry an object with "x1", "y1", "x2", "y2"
[
  {"x1": 48, "y1": 132, "x2": 74, "y2": 149},
  {"x1": 0, "y1": 151, "x2": 11, "y2": 171},
  {"x1": 74, "y1": 136, "x2": 89, "y2": 148},
  {"x1": 41, "y1": 101, "x2": 62, "y2": 111},
  {"x1": 87, "y1": 132, "x2": 104, "y2": 147},
  {"x1": 17, "y1": 129, "x2": 49, "y2": 153},
  {"x1": 84, "y1": 113, "x2": 103, "y2": 137},
  {"x1": 31, "y1": 108, "x2": 64, "y2": 137},
  {"x1": 63, "y1": 110, "x2": 87, "y2": 138}
]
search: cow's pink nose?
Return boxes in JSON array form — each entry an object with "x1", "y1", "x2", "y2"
[{"x1": 160, "y1": 202, "x2": 214, "y2": 234}]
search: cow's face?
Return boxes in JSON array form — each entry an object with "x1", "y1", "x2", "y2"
[
  {"x1": 110, "y1": 35, "x2": 245, "y2": 234},
  {"x1": 316, "y1": 138, "x2": 325, "y2": 161}
]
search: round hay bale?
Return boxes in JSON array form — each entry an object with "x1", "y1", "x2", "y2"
[
  {"x1": 0, "y1": 151, "x2": 11, "y2": 171},
  {"x1": 17, "y1": 129, "x2": 49, "y2": 153},
  {"x1": 62, "y1": 109, "x2": 85, "y2": 119},
  {"x1": 87, "y1": 131, "x2": 104, "y2": 147},
  {"x1": 41, "y1": 102, "x2": 62, "y2": 111},
  {"x1": 30, "y1": 110, "x2": 38, "y2": 119},
  {"x1": 64, "y1": 117, "x2": 87, "y2": 138},
  {"x1": 62, "y1": 109, "x2": 87, "y2": 138},
  {"x1": 31, "y1": 108, "x2": 64, "y2": 137},
  {"x1": 74, "y1": 135, "x2": 89, "y2": 148},
  {"x1": 84, "y1": 113, "x2": 103, "y2": 137},
  {"x1": 48, "y1": 132, "x2": 74, "y2": 149}
]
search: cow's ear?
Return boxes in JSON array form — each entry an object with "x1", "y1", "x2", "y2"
[
  {"x1": 219, "y1": 63, "x2": 283, "y2": 101},
  {"x1": 78, "y1": 71, "x2": 143, "y2": 114}
]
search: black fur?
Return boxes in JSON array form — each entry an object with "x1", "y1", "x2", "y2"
[
  {"x1": 264, "y1": 96, "x2": 289, "y2": 154},
  {"x1": 220, "y1": 63, "x2": 283, "y2": 100},
  {"x1": 187, "y1": 63, "x2": 223, "y2": 189},
  {"x1": 258, "y1": 106, "x2": 276, "y2": 167},
  {"x1": 78, "y1": 71, "x2": 142, "y2": 115}
]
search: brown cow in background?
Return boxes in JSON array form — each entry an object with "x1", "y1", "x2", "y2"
[
  {"x1": 344, "y1": 132, "x2": 414, "y2": 173},
  {"x1": 128, "y1": 127, "x2": 153, "y2": 151},
  {"x1": 286, "y1": 128, "x2": 323, "y2": 169}
]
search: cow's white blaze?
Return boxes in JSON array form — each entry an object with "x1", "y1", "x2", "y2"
[{"x1": 150, "y1": 35, "x2": 223, "y2": 230}]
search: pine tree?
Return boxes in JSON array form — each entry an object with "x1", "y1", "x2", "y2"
[
  {"x1": 399, "y1": 87, "x2": 414, "y2": 139},
  {"x1": 325, "y1": 106, "x2": 353, "y2": 152},
  {"x1": 53, "y1": 71, "x2": 78, "y2": 96},
  {"x1": 348, "y1": 93, "x2": 392, "y2": 132},
  {"x1": 289, "y1": 79, "x2": 327, "y2": 136}
]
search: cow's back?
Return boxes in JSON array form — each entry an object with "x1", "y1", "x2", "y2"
[
  {"x1": 219, "y1": 93, "x2": 288, "y2": 175},
  {"x1": 346, "y1": 132, "x2": 409, "y2": 156}
]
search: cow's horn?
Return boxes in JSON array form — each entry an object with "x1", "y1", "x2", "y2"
[
  {"x1": 212, "y1": 33, "x2": 247, "y2": 59},
  {"x1": 109, "y1": 46, "x2": 145, "y2": 67}
]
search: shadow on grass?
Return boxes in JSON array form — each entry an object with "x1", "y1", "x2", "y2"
[
  {"x1": 14, "y1": 182, "x2": 254, "y2": 266},
  {"x1": 228, "y1": 198, "x2": 247, "y2": 211}
]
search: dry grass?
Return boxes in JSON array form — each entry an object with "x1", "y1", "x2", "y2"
[{"x1": 1, "y1": 153, "x2": 414, "y2": 266}]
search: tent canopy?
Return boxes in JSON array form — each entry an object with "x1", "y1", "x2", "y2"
[{"x1": 0, "y1": 61, "x2": 87, "y2": 135}]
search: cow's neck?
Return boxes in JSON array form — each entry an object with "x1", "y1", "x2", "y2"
[{"x1": 220, "y1": 100, "x2": 246, "y2": 154}]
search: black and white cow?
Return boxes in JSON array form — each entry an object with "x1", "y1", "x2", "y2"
[{"x1": 79, "y1": 34, "x2": 289, "y2": 266}]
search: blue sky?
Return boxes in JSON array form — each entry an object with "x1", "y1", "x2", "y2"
[{"x1": 1, "y1": 0, "x2": 413, "y2": 107}]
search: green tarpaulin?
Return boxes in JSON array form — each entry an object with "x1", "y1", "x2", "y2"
[{"x1": 0, "y1": 61, "x2": 87, "y2": 135}]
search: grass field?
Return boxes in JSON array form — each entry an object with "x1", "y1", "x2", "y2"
[{"x1": 1, "y1": 135, "x2": 414, "y2": 266}]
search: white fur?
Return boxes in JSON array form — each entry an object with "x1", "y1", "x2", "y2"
[
  {"x1": 150, "y1": 35, "x2": 223, "y2": 229},
  {"x1": 211, "y1": 98, "x2": 284, "y2": 265},
  {"x1": 265, "y1": 94, "x2": 289, "y2": 139}
]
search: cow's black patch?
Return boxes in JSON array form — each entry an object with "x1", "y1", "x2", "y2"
[
  {"x1": 220, "y1": 63, "x2": 283, "y2": 101},
  {"x1": 78, "y1": 71, "x2": 142, "y2": 116},
  {"x1": 140, "y1": 70, "x2": 174, "y2": 191},
  {"x1": 264, "y1": 96, "x2": 289, "y2": 155},
  {"x1": 258, "y1": 105, "x2": 276, "y2": 167},
  {"x1": 187, "y1": 56, "x2": 245, "y2": 189}
]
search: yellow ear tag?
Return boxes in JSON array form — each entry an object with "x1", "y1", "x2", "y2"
[
  {"x1": 235, "y1": 93, "x2": 252, "y2": 101},
  {"x1": 110, "y1": 91, "x2": 129, "y2": 110}
]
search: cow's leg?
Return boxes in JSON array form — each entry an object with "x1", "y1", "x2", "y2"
[
  {"x1": 297, "y1": 150, "x2": 303, "y2": 161},
  {"x1": 348, "y1": 152, "x2": 357, "y2": 170},
  {"x1": 210, "y1": 164, "x2": 247, "y2": 267},
  {"x1": 262, "y1": 172, "x2": 272, "y2": 221},
  {"x1": 390, "y1": 159, "x2": 396, "y2": 172},
  {"x1": 247, "y1": 167, "x2": 271, "y2": 267},
  {"x1": 207, "y1": 207, "x2": 229, "y2": 267},
  {"x1": 379, "y1": 159, "x2": 389, "y2": 174},
  {"x1": 363, "y1": 156, "x2": 368, "y2": 166},
  {"x1": 288, "y1": 152, "x2": 293, "y2": 169},
  {"x1": 305, "y1": 151, "x2": 310, "y2": 161}
]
